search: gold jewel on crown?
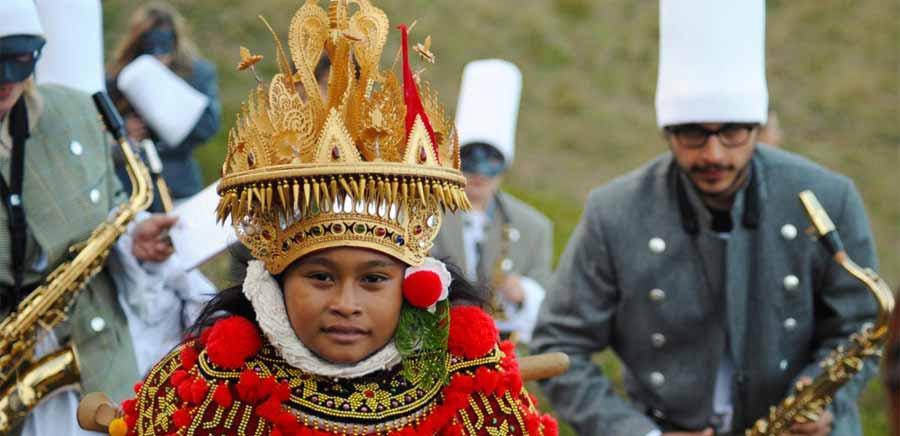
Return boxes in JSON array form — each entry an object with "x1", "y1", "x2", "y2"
[{"x1": 216, "y1": 0, "x2": 469, "y2": 274}]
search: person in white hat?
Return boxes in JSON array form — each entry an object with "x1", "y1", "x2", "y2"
[
  {"x1": 533, "y1": 1, "x2": 877, "y2": 436},
  {"x1": 107, "y1": 1, "x2": 220, "y2": 209},
  {"x1": 0, "y1": 0, "x2": 180, "y2": 434},
  {"x1": 431, "y1": 59, "x2": 553, "y2": 344}
]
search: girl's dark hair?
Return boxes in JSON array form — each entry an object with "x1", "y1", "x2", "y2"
[{"x1": 188, "y1": 255, "x2": 487, "y2": 337}]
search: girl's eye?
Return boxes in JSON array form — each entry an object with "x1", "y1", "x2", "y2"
[
  {"x1": 307, "y1": 272, "x2": 333, "y2": 282},
  {"x1": 361, "y1": 274, "x2": 388, "y2": 284}
]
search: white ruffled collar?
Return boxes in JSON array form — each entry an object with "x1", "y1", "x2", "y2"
[{"x1": 242, "y1": 260, "x2": 402, "y2": 378}]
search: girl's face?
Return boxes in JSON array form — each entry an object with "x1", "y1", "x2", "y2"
[{"x1": 282, "y1": 247, "x2": 405, "y2": 364}]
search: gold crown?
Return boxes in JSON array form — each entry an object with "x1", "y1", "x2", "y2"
[{"x1": 216, "y1": 0, "x2": 469, "y2": 274}]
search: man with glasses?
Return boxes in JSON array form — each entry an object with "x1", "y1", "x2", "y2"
[
  {"x1": 532, "y1": 2, "x2": 877, "y2": 436},
  {"x1": 431, "y1": 59, "x2": 552, "y2": 344}
]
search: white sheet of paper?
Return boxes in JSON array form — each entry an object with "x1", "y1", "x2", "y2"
[{"x1": 170, "y1": 181, "x2": 237, "y2": 270}]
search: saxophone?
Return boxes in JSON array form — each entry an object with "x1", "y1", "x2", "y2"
[
  {"x1": 745, "y1": 190, "x2": 895, "y2": 436},
  {"x1": 0, "y1": 92, "x2": 153, "y2": 433},
  {"x1": 489, "y1": 222, "x2": 514, "y2": 321}
]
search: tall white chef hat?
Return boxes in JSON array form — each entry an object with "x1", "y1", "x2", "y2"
[
  {"x1": 655, "y1": 0, "x2": 768, "y2": 128},
  {"x1": 34, "y1": 0, "x2": 105, "y2": 94},
  {"x1": 455, "y1": 59, "x2": 522, "y2": 165},
  {"x1": 0, "y1": 0, "x2": 43, "y2": 38},
  {"x1": 117, "y1": 54, "x2": 210, "y2": 146}
]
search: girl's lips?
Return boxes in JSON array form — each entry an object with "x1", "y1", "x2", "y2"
[{"x1": 322, "y1": 326, "x2": 369, "y2": 344}]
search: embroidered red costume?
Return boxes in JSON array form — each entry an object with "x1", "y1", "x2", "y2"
[{"x1": 122, "y1": 306, "x2": 557, "y2": 435}]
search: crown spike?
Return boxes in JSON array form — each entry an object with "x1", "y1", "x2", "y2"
[{"x1": 397, "y1": 24, "x2": 439, "y2": 163}]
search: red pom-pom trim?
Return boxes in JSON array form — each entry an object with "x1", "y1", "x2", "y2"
[
  {"x1": 172, "y1": 407, "x2": 191, "y2": 428},
  {"x1": 212, "y1": 382, "x2": 233, "y2": 408},
  {"x1": 448, "y1": 306, "x2": 498, "y2": 359},
  {"x1": 272, "y1": 381, "x2": 291, "y2": 402},
  {"x1": 181, "y1": 346, "x2": 198, "y2": 370},
  {"x1": 132, "y1": 382, "x2": 143, "y2": 394},
  {"x1": 191, "y1": 378, "x2": 209, "y2": 404},
  {"x1": 199, "y1": 327, "x2": 213, "y2": 345},
  {"x1": 237, "y1": 369, "x2": 261, "y2": 403},
  {"x1": 541, "y1": 414, "x2": 560, "y2": 435},
  {"x1": 124, "y1": 413, "x2": 137, "y2": 429},
  {"x1": 255, "y1": 396, "x2": 283, "y2": 420},
  {"x1": 402, "y1": 271, "x2": 443, "y2": 308},
  {"x1": 176, "y1": 379, "x2": 193, "y2": 403},
  {"x1": 258, "y1": 376, "x2": 278, "y2": 398},
  {"x1": 205, "y1": 317, "x2": 262, "y2": 369},
  {"x1": 121, "y1": 399, "x2": 136, "y2": 415},
  {"x1": 170, "y1": 369, "x2": 189, "y2": 387}
]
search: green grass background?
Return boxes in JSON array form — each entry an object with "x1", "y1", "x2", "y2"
[{"x1": 102, "y1": 1, "x2": 898, "y2": 434}]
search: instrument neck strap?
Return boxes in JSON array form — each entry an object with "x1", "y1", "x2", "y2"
[{"x1": 1, "y1": 95, "x2": 30, "y2": 300}]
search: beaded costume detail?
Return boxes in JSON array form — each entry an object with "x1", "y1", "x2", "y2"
[{"x1": 123, "y1": 307, "x2": 558, "y2": 435}]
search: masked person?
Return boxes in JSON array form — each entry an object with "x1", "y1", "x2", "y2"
[
  {"x1": 110, "y1": 2, "x2": 558, "y2": 435},
  {"x1": 107, "y1": 1, "x2": 220, "y2": 207},
  {"x1": 431, "y1": 59, "x2": 552, "y2": 344},
  {"x1": 0, "y1": 1, "x2": 178, "y2": 434},
  {"x1": 532, "y1": 1, "x2": 878, "y2": 435}
]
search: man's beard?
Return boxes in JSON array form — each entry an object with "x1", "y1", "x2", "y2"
[{"x1": 688, "y1": 162, "x2": 750, "y2": 198}]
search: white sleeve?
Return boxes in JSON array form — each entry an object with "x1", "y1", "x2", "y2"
[
  {"x1": 494, "y1": 276, "x2": 545, "y2": 343},
  {"x1": 645, "y1": 430, "x2": 662, "y2": 436},
  {"x1": 109, "y1": 213, "x2": 182, "y2": 324}
]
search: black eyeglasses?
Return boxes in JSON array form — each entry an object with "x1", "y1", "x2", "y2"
[{"x1": 665, "y1": 123, "x2": 758, "y2": 149}]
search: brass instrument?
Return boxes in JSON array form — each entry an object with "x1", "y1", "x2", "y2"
[
  {"x1": 489, "y1": 222, "x2": 515, "y2": 322},
  {"x1": 0, "y1": 92, "x2": 153, "y2": 433},
  {"x1": 140, "y1": 139, "x2": 175, "y2": 214},
  {"x1": 746, "y1": 190, "x2": 895, "y2": 436}
]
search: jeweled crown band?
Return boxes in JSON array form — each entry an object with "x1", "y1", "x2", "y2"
[{"x1": 217, "y1": 0, "x2": 468, "y2": 272}]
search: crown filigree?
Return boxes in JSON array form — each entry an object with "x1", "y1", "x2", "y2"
[{"x1": 217, "y1": 0, "x2": 469, "y2": 273}]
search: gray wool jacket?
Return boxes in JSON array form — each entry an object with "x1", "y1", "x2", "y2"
[{"x1": 531, "y1": 144, "x2": 878, "y2": 436}]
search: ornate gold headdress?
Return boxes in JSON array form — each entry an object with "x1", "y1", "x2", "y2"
[{"x1": 217, "y1": 0, "x2": 469, "y2": 273}]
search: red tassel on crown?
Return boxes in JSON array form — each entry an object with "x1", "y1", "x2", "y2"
[{"x1": 398, "y1": 24, "x2": 440, "y2": 163}]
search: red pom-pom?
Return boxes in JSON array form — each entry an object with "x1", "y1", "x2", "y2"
[
  {"x1": 448, "y1": 306, "x2": 498, "y2": 359},
  {"x1": 132, "y1": 382, "x2": 143, "y2": 394},
  {"x1": 273, "y1": 411, "x2": 297, "y2": 428},
  {"x1": 190, "y1": 378, "x2": 209, "y2": 404},
  {"x1": 181, "y1": 346, "x2": 198, "y2": 370},
  {"x1": 271, "y1": 429, "x2": 283, "y2": 436},
  {"x1": 170, "y1": 369, "x2": 189, "y2": 387},
  {"x1": 124, "y1": 413, "x2": 137, "y2": 429},
  {"x1": 255, "y1": 396, "x2": 283, "y2": 420},
  {"x1": 525, "y1": 412, "x2": 542, "y2": 435},
  {"x1": 445, "y1": 424, "x2": 465, "y2": 436},
  {"x1": 272, "y1": 381, "x2": 291, "y2": 402},
  {"x1": 541, "y1": 415, "x2": 559, "y2": 435},
  {"x1": 121, "y1": 399, "x2": 137, "y2": 415},
  {"x1": 237, "y1": 369, "x2": 261, "y2": 402},
  {"x1": 172, "y1": 407, "x2": 191, "y2": 428},
  {"x1": 258, "y1": 376, "x2": 278, "y2": 398},
  {"x1": 402, "y1": 271, "x2": 443, "y2": 308},
  {"x1": 212, "y1": 382, "x2": 233, "y2": 408},
  {"x1": 199, "y1": 327, "x2": 213, "y2": 345},
  {"x1": 205, "y1": 316, "x2": 262, "y2": 369},
  {"x1": 176, "y1": 380, "x2": 193, "y2": 403}
]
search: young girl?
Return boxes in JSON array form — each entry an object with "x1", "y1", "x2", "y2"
[{"x1": 112, "y1": 1, "x2": 558, "y2": 435}]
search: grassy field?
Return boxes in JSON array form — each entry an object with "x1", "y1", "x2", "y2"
[{"x1": 103, "y1": 1, "x2": 897, "y2": 434}]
